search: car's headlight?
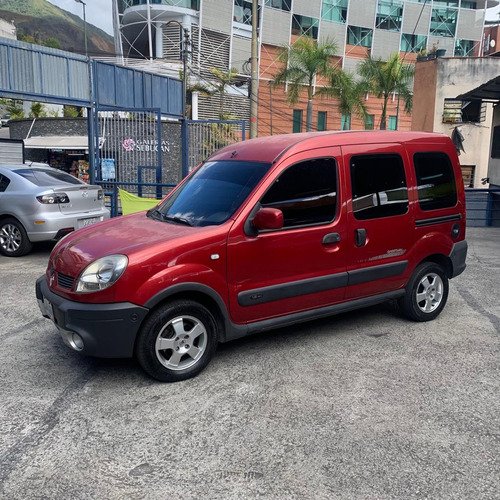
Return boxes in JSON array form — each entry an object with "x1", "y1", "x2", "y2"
[{"x1": 75, "y1": 255, "x2": 128, "y2": 293}]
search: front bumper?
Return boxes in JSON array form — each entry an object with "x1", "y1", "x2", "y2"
[{"x1": 36, "y1": 276, "x2": 149, "y2": 358}]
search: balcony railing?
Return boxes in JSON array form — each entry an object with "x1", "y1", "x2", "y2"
[{"x1": 123, "y1": 0, "x2": 200, "y2": 10}]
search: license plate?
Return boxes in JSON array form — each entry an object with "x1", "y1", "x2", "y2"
[{"x1": 78, "y1": 217, "x2": 100, "y2": 228}]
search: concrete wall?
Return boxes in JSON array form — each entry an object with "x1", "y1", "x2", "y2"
[
  {"x1": 434, "y1": 58, "x2": 500, "y2": 188},
  {"x1": 413, "y1": 57, "x2": 500, "y2": 188}
]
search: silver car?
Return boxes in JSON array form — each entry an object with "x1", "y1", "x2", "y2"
[{"x1": 0, "y1": 164, "x2": 110, "y2": 257}]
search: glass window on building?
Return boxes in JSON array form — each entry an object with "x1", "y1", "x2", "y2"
[
  {"x1": 365, "y1": 114, "x2": 375, "y2": 130},
  {"x1": 347, "y1": 26, "x2": 373, "y2": 47},
  {"x1": 433, "y1": 0, "x2": 459, "y2": 5},
  {"x1": 455, "y1": 39, "x2": 476, "y2": 56},
  {"x1": 322, "y1": 0, "x2": 349, "y2": 24},
  {"x1": 430, "y1": 8, "x2": 457, "y2": 37},
  {"x1": 293, "y1": 109, "x2": 303, "y2": 133},
  {"x1": 234, "y1": 0, "x2": 259, "y2": 25},
  {"x1": 388, "y1": 116, "x2": 397, "y2": 130},
  {"x1": 341, "y1": 114, "x2": 351, "y2": 130},
  {"x1": 265, "y1": 0, "x2": 292, "y2": 10},
  {"x1": 291, "y1": 14, "x2": 319, "y2": 38},
  {"x1": 376, "y1": 0, "x2": 403, "y2": 32},
  {"x1": 317, "y1": 111, "x2": 327, "y2": 131},
  {"x1": 401, "y1": 33, "x2": 427, "y2": 52},
  {"x1": 460, "y1": 0, "x2": 477, "y2": 8}
]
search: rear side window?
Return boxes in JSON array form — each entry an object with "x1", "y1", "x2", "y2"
[
  {"x1": 413, "y1": 153, "x2": 457, "y2": 211},
  {"x1": 13, "y1": 168, "x2": 84, "y2": 186},
  {"x1": 0, "y1": 174, "x2": 10, "y2": 192},
  {"x1": 261, "y1": 158, "x2": 337, "y2": 228},
  {"x1": 350, "y1": 154, "x2": 408, "y2": 220}
]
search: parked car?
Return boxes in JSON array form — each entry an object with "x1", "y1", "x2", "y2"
[
  {"x1": 36, "y1": 131, "x2": 467, "y2": 382},
  {"x1": 0, "y1": 164, "x2": 109, "y2": 256},
  {"x1": 0, "y1": 117, "x2": 11, "y2": 127}
]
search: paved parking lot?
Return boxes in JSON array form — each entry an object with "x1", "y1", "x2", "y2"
[{"x1": 1, "y1": 228, "x2": 499, "y2": 499}]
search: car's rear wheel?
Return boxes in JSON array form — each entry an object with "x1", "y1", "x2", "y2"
[
  {"x1": 135, "y1": 300, "x2": 218, "y2": 382},
  {"x1": 400, "y1": 262, "x2": 449, "y2": 322},
  {"x1": 0, "y1": 218, "x2": 33, "y2": 257}
]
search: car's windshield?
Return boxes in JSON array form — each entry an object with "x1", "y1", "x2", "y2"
[
  {"x1": 155, "y1": 160, "x2": 271, "y2": 227},
  {"x1": 14, "y1": 168, "x2": 84, "y2": 186}
]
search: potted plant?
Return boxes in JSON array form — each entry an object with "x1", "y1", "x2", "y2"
[{"x1": 416, "y1": 47, "x2": 428, "y2": 61}]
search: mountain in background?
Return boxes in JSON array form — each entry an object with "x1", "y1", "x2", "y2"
[{"x1": 0, "y1": 0, "x2": 114, "y2": 56}]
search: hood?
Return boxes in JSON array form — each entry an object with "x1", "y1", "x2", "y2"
[{"x1": 51, "y1": 212, "x2": 212, "y2": 277}]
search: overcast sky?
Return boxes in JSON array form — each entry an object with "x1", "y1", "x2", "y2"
[
  {"x1": 47, "y1": 0, "x2": 500, "y2": 36},
  {"x1": 47, "y1": 0, "x2": 114, "y2": 35}
]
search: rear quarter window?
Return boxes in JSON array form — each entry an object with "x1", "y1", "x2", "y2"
[
  {"x1": 0, "y1": 174, "x2": 10, "y2": 192},
  {"x1": 413, "y1": 152, "x2": 457, "y2": 211}
]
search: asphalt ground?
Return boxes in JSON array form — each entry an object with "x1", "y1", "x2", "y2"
[{"x1": 0, "y1": 228, "x2": 499, "y2": 499}]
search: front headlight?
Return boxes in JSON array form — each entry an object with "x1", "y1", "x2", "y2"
[{"x1": 75, "y1": 255, "x2": 128, "y2": 293}]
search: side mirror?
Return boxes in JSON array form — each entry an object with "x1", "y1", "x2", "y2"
[{"x1": 252, "y1": 207, "x2": 283, "y2": 231}]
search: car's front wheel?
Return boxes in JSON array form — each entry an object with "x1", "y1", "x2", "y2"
[
  {"x1": 0, "y1": 218, "x2": 33, "y2": 257},
  {"x1": 135, "y1": 300, "x2": 218, "y2": 382},
  {"x1": 400, "y1": 262, "x2": 449, "y2": 322}
]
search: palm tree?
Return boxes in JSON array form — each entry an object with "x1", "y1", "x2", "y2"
[
  {"x1": 209, "y1": 67, "x2": 239, "y2": 119},
  {"x1": 358, "y1": 52, "x2": 414, "y2": 130},
  {"x1": 272, "y1": 37, "x2": 338, "y2": 132},
  {"x1": 319, "y1": 70, "x2": 368, "y2": 130}
]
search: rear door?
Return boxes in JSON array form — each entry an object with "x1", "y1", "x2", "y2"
[
  {"x1": 343, "y1": 143, "x2": 415, "y2": 299},
  {"x1": 226, "y1": 148, "x2": 347, "y2": 324}
]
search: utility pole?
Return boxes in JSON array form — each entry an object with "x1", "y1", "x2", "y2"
[{"x1": 250, "y1": 0, "x2": 259, "y2": 138}]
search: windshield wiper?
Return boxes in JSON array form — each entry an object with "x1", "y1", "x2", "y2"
[
  {"x1": 147, "y1": 208, "x2": 163, "y2": 221},
  {"x1": 163, "y1": 215, "x2": 193, "y2": 226}
]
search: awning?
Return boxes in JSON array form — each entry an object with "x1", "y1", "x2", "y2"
[
  {"x1": 23, "y1": 136, "x2": 103, "y2": 150},
  {"x1": 457, "y1": 75, "x2": 500, "y2": 102}
]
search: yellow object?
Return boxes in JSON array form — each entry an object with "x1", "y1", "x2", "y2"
[{"x1": 118, "y1": 188, "x2": 160, "y2": 215}]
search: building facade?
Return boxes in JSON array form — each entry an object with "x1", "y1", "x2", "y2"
[
  {"x1": 412, "y1": 56, "x2": 500, "y2": 188},
  {"x1": 115, "y1": 0, "x2": 496, "y2": 134}
]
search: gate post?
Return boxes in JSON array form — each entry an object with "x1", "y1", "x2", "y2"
[{"x1": 181, "y1": 118, "x2": 189, "y2": 178}]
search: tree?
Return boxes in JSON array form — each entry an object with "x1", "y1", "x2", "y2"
[
  {"x1": 0, "y1": 99, "x2": 25, "y2": 119},
  {"x1": 29, "y1": 102, "x2": 47, "y2": 118},
  {"x1": 319, "y1": 70, "x2": 368, "y2": 130},
  {"x1": 63, "y1": 106, "x2": 80, "y2": 118},
  {"x1": 272, "y1": 37, "x2": 338, "y2": 132},
  {"x1": 209, "y1": 67, "x2": 239, "y2": 119},
  {"x1": 358, "y1": 52, "x2": 414, "y2": 130}
]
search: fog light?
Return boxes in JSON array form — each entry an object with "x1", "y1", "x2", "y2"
[{"x1": 70, "y1": 333, "x2": 84, "y2": 351}]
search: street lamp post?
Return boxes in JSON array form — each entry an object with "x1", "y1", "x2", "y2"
[
  {"x1": 74, "y1": 0, "x2": 88, "y2": 58},
  {"x1": 164, "y1": 20, "x2": 190, "y2": 119}
]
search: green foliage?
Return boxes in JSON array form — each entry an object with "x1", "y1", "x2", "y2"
[
  {"x1": 209, "y1": 68, "x2": 239, "y2": 119},
  {"x1": 272, "y1": 37, "x2": 338, "y2": 131},
  {"x1": 63, "y1": 106, "x2": 80, "y2": 118},
  {"x1": 358, "y1": 52, "x2": 414, "y2": 130},
  {"x1": 29, "y1": 102, "x2": 47, "y2": 118},
  {"x1": 44, "y1": 38, "x2": 61, "y2": 49},
  {"x1": 318, "y1": 70, "x2": 368, "y2": 130},
  {"x1": 0, "y1": 98, "x2": 25, "y2": 119}
]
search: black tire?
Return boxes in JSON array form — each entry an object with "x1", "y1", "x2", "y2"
[
  {"x1": 135, "y1": 300, "x2": 218, "y2": 382},
  {"x1": 400, "y1": 262, "x2": 449, "y2": 322},
  {"x1": 0, "y1": 217, "x2": 33, "y2": 257}
]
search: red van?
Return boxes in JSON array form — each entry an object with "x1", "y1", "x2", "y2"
[{"x1": 36, "y1": 131, "x2": 467, "y2": 382}]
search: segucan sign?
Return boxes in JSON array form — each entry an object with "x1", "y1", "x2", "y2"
[{"x1": 122, "y1": 138, "x2": 170, "y2": 153}]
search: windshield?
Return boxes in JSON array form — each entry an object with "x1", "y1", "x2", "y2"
[
  {"x1": 154, "y1": 160, "x2": 271, "y2": 227},
  {"x1": 14, "y1": 168, "x2": 85, "y2": 186}
]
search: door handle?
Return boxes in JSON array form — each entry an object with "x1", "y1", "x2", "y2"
[
  {"x1": 355, "y1": 228, "x2": 367, "y2": 247},
  {"x1": 322, "y1": 232, "x2": 341, "y2": 245}
]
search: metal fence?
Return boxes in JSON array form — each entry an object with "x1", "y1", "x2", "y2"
[
  {"x1": 187, "y1": 120, "x2": 246, "y2": 172},
  {"x1": 465, "y1": 188, "x2": 500, "y2": 227}
]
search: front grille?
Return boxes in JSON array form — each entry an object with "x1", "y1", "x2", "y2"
[{"x1": 57, "y1": 272, "x2": 75, "y2": 290}]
